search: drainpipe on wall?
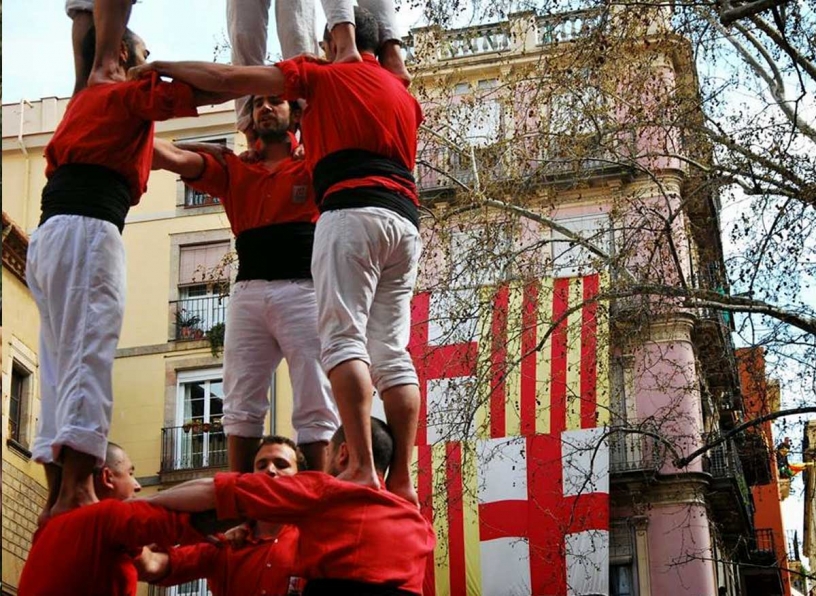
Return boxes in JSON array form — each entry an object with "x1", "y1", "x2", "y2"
[{"x1": 17, "y1": 99, "x2": 33, "y2": 229}]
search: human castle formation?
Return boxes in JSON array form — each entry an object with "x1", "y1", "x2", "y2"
[{"x1": 19, "y1": 0, "x2": 436, "y2": 594}]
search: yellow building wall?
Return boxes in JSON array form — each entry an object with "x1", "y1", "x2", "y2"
[{"x1": 1, "y1": 270, "x2": 46, "y2": 592}]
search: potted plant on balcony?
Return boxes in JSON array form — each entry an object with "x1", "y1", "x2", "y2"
[
  {"x1": 207, "y1": 322, "x2": 226, "y2": 357},
  {"x1": 175, "y1": 310, "x2": 203, "y2": 340},
  {"x1": 211, "y1": 417, "x2": 223, "y2": 433}
]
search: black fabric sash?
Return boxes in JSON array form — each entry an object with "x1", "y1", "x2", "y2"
[
  {"x1": 235, "y1": 221, "x2": 315, "y2": 281},
  {"x1": 303, "y1": 578, "x2": 417, "y2": 596},
  {"x1": 312, "y1": 149, "x2": 416, "y2": 205},
  {"x1": 40, "y1": 164, "x2": 131, "y2": 233}
]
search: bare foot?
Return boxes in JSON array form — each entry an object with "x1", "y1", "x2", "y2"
[
  {"x1": 379, "y1": 42, "x2": 411, "y2": 87},
  {"x1": 386, "y1": 473, "x2": 419, "y2": 507},
  {"x1": 336, "y1": 466, "x2": 381, "y2": 491}
]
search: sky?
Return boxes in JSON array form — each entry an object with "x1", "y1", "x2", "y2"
[
  {"x1": 3, "y1": 0, "x2": 812, "y2": 562},
  {"x1": 1, "y1": 0, "x2": 426, "y2": 103}
]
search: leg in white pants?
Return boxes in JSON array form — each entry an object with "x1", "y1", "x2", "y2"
[
  {"x1": 222, "y1": 281, "x2": 283, "y2": 439},
  {"x1": 311, "y1": 207, "x2": 421, "y2": 388},
  {"x1": 222, "y1": 280, "x2": 339, "y2": 442},
  {"x1": 227, "y1": 0, "x2": 272, "y2": 132},
  {"x1": 269, "y1": 280, "x2": 340, "y2": 444},
  {"x1": 26, "y1": 215, "x2": 126, "y2": 466},
  {"x1": 227, "y1": 0, "x2": 321, "y2": 131}
]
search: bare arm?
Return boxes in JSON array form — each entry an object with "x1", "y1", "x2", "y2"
[
  {"x1": 90, "y1": 0, "x2": 134, "y2": 86},
  {"x1": 129, "y1": 61, "x2": 286, "y2": 98},
  {"x1": 152, "y1": 138, "x2": 206, "y2": 179},
  {"x1": 142, "y1": 478, "x2": 219, "y2": 513}
]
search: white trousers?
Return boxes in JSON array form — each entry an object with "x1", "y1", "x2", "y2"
[
  {"x1": 311, "y1": 208, "x2": 421, "y2": 392},
  {"x1": 221, "y1": 279, "x2": 340, "y2": 443},
  {"x1": 65, "y1": 0, "x2": 94, "y2": 17},
  {"x1": 26, "y1": 215, "x2": 126, "y2": 466},
  {"x1": 227, "y1": 0, "x2": 402, "y2": 131}
]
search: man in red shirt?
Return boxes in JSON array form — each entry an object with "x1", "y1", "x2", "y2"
[
  {"x1": 153, "y1": 95, "x2": 340, "y2": 473},
  {"x1": 142, "y1": 418, "x2": 434, "y2": 595},
  {"x1": 138, "y1": 436, "x2": 306, "y2": 595},
  {"x1": 130, "y1": 6, "x2": 424, "y2": 506},
  {"x1": 27, "y1": 22, "x2": 228, "y2": 525},
  {"x1": 16, "y1": 443, "x2": 203, "y2": 596}
]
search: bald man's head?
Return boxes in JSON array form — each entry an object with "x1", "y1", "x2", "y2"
[{"x1": 94, "y1": 442, "x2": 141, "y2": 501}]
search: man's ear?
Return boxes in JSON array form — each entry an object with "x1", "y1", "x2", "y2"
[
  {"x1": 338, "y1": 443, "x2": 350, "y2": 466},
  {"x1": 119, "y1": 40, "x2": 129, "y2": 67},
  {"x1": 100, "y1": 466, "x2": 115, "y2": 490}
]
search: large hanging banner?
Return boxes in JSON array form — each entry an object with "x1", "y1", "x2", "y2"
[{"x1": 410, "y1": 274, "x2": 611, "y2": 596}]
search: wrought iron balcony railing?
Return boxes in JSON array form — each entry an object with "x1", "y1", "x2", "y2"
[
  {"x1": 160, "y1": 424, "x2": 227, "y2": 473},
  {"x1": 608, "y1": 428, "x2": 664, "y2": 474},
  {"x1": 148, "y1": 578, "x2": 210, "y2": 596},
  {"x1": 753, "y1": 528, "x2": 776, "y2": 556},
  {"x1": 184, "y1": 186, "x2": 220, "y2": 209},
  {"x1": 170, "y1": 295, "x2": 228, "y2": 342}
]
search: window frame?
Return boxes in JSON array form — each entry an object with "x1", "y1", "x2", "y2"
[{"x1": 550, "y1": 213, "x2": 613, "y2": 278}]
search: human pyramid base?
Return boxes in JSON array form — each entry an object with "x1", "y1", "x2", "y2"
[{"x1": 19, "y1": 1, "x2": 434, "y2": 594}]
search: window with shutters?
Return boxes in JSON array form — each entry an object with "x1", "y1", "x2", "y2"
[{"x1": 172, "y1": 242, "x2": 231, "y2": 341}]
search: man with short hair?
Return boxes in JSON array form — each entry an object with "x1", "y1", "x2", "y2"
[
  {"x1": 17, "y1": 444, "x2": 208, "y2": 596},
  {"x1": 94, "y1": 441, "x2": 142, "y2": 501},
  {"x1": 139, "y1": 436, "x2": 306, "y2": 596},
  {"x1": 142, "y1": 419, "x2": 435, "y2": 595},
  {"x1": 130, "y1": 5, "x2": 424, "y2": 506},
  {"x1": 28, "y1": 17, "x2": 226, "y2": 524},
  {"x1": 153, "y1": 95, "x2": 340, "y2": 473}
]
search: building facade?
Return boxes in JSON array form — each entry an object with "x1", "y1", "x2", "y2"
[{"x1": 1, "y1": 8, "x2": 810, "y2": 596}]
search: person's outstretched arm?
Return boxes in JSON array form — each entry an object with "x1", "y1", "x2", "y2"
[
  {"x1": 143, "y1": 478, "x2": 218, "y2": 512},
  {"x1": 129, "y1": 61, "x2": 286, "y2": 98},
  {"x1": 152, "y1": 138, "x2": 206, "y2": 178},
  {"x1": 89, "y1": 0, "x2": 134, "y2": 86}
]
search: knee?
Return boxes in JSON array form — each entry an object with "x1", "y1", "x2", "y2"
[{"x1": 369, "y1": 348, "x2": 417, "y2": 392}]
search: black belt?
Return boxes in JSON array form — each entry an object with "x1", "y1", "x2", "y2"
[
  {"x1": 304, "y1": 579, "x2": 417, "y2": 596},
  {"x1": 235, "y1": 221, "x2": 315, "y2": 281},
  {"x1": 40, "y1": 163, "x2": 131, "y2": 232}
]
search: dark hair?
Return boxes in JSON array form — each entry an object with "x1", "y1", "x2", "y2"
[
  {"x1": 324, "y1": 6, "x2": 380, "y2": 54},
  {"x1": 94, "y1": 441, "x2": 125, "y2": 474},
  {"x1": 80, "y1": 26, "x2": 140, "y2": 81},
  {"x1": 255, "y1": 435, "x2": 308, "y2": 471},
  {"x1": 331, "y1": 417, "x2": 394, "y2": 474}
]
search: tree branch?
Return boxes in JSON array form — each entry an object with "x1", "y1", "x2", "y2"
[{"x1": 675, "y1": 406, "x2": 816, "y2": 468}]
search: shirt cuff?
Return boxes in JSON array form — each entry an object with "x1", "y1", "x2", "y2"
[
  {"x1": 275, "y1": 59, "x2": 304, "y2": 102},
  {"x1": 214, "y1": 472, "x2": 242, "y2": 520}
]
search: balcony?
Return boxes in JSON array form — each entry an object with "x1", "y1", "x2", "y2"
[
  {"x1": 415, "y1": 136, "x2": 629, "y2": 196},
  {"x1": 160, "y1": 424, "x2": 227, "y2": 482},
  {"x1": 170, "y1": 295, "x2": 228, "y2": 342},
  {"x1": 184, "y1": 186, "x2": 220, "y2": 209},
  {"x1": 609, "y1": 428, "x2": 664, "y2": 475},
  {"x1": 706, "y1": 439, "x2": 755, "y2": 536},
  {"x1": 148, "y1": 579, "x2": 209, "y2": 596},
  {"x1": 404, "y1": 9, "x2": 602, "y2": 64}
]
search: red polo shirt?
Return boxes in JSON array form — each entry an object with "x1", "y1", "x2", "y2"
[
  {"x1": 276, "y1": 55, "x2": 423, "y2": 206},
  {"x1": 159, "y1": 525, "x2": 302, "y2": 596},
  {"x1": 45, "y1": 73, "x2": 199, "y2": 204},
  {"x1": 18, "y1": 499, "x2": 204, "y2": 596},
  {"x1": 184, "y1": 150, "x2": 317, "y2": 236},
  {"x1": 215, "y1": 472, "x2": 435, "y2": 595}
]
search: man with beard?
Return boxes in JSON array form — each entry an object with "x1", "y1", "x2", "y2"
[{"x1": 153, "y1": 95, "x2": 339, "y2": 473}]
